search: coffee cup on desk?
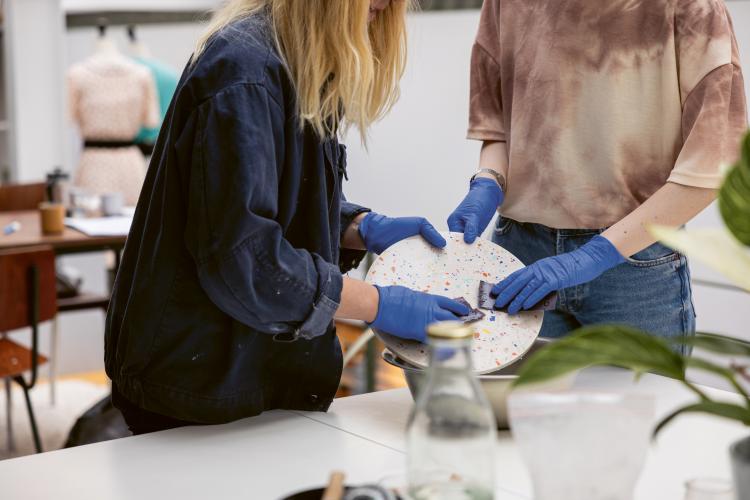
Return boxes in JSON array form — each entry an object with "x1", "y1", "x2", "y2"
[
  {"x1": 101, "y1": 192, "x2": 124, "y2": 217},
  {"x1": 39, "y1": 202, "x2": 66, "y2": 235}
]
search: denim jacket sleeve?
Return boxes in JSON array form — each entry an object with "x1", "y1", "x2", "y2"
[{"x1": 184, "y1": 83, "x2": 342, "y2": 340}]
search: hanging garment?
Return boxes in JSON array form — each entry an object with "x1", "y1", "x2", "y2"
[
  {"x1": 68, "y1": 49, "x2": 159, "y2": 205},
  {"x1": 133, "y1": 57, "x2": 179, "y2": 147}
]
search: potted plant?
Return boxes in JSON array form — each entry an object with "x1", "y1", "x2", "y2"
[{"x1": 512, "y1": 132, "x2": 750, "y2": 495}]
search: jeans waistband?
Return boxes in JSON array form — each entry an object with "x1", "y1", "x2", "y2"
[{"x1": 505, "y1": 217, "x2": 608, "y2": 236}]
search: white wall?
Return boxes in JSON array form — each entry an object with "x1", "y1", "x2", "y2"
[
  {"x1": 344, "y1": 11, "x2": 481, "y2": 225},
  {"x1": 3, "y1": 0, "x2": 66, "y2": 182}
]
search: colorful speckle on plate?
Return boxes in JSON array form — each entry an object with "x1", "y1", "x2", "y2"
[{"x1": 365, "y1": 232, "x2": 543, "y2": 374}]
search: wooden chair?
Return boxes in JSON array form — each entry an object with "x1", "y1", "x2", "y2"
[
  {"x1": 0, "y1": 181, "x2": 111, "y2": 406},
  {"x1": 0, "y1": 246, "x2": 57, "y2": 453},
  {"x1": 0, "y1": 182, "x2": 46, "y2": 211}
]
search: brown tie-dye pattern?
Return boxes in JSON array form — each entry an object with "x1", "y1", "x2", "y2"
[{"x1": 468, "y1": 0, "x2": 748, "y2": 229}]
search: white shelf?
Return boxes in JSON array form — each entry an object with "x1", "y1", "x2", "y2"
[
  {"x1": 64, "y1": 0, "x2": 221, "y2": 27},
  {"x1": 62, "y1": 0, "x2": 220, "y2": 14}
]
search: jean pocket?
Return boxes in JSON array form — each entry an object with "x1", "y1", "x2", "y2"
[
  {"x1": 625, "y1": 242, "x2": 681, "y2": 268},
  {"x1": 494, "y1": 216, "x2": 514, "y2": 236}
]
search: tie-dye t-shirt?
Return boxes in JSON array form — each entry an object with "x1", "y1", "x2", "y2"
[{"x1": 467, "y1": 0, "x2": 748, "y2": 229}]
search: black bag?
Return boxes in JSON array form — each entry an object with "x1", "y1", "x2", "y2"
[{"x1": 64, "y1": 394, "x2": 131, "y2": 448}]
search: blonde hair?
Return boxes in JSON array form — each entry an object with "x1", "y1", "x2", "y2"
[{"x1": 195, "y1": 0, "x2": 412, "y2": 140}]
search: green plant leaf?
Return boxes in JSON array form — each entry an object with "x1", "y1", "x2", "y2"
[
  {"x1": 653, "y1": 401, "x2": 750, "y2": 437},
  {"x1": 648, "y1": 225, "x2": 750, "y2": 292},
  {"x1": 720, "y1": 132, "x2": 750, "y2": 246},
  {"x1": 513, "y1": 325, "x2": 686, "y2": 388},
  {"x1": 686, "y1": 332, "x2": 750, "y2": 357},
  {"x1": 687, "y1": 356, "x2": 750, "y2": 402},
  {"x1": 688, "y1": 357, "x2": 736, "y2": 378}
]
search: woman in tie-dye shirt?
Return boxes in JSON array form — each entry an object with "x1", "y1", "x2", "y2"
[{"x1": 448, "y1": 0, "x2": 747, "y2": 346}]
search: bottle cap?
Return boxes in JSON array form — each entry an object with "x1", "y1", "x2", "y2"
[{"x1": 427, "y1": 321, "x2": 473, "y2": 339}]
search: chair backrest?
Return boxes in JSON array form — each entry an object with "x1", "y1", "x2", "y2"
[
  {"x1": 0, "y1": 182, "x2": 47, "y2": 211},
  {"x1": 0, "y1": 246, "x2": 57, "y2": 331}
]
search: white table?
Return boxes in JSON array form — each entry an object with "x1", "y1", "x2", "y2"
[{"x1": 0, "y1": 367, "x2": 746, "y2": 499}]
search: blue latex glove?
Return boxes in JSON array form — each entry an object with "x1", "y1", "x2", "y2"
[
  {"x1": 448, "y1": 178, "x2": 504, "y2": 244},
  {"x1": 492, "y1": 235, "x2": 626, "y2": 314},
  {"x1": 359, "y1": 212, "x2": 446, "y2": 255},
  {"x1": 371, "y1": 285, "x2": 471, "y2": 342}
]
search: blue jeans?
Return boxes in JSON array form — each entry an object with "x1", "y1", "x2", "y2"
[{"x1": 492, "y1": 217, "x2": 696, "y2": 354}]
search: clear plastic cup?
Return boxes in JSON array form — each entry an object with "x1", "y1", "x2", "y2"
[
  {"x1": 508, "y1": 391, "x2": 655, "y2": 500},
  {"x1": 684, "y1": 477, "x2": 734, "y2": 500}
]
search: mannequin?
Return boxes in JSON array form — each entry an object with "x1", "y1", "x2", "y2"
[{"x1": 68, "y1": 25, "x2": 159, "y2": 206}]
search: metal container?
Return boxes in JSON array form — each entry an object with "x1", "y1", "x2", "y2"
[
  {"x1": 46, "y1": 167, "x2": 70, "y2": 207},
  {"x1": 383, "y1": 338, "x2": 574, "y2": 429},
  {"x1": 731, "y1": 435, "x2": 750, "y2": 499}
]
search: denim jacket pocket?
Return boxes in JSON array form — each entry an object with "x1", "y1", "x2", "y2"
[
  {"x1": 625, "y1": 242, "x2": 681, "y2": 268},
  {"x1": 494, "y1": 216, "x2": 514, "y2": 236}
]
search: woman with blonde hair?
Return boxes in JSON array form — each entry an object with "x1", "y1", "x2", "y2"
[{"x1": 105, "y1": 0, "x2": 470, "y2": 433}]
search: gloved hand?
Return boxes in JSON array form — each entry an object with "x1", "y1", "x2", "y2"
[
  {"x1": 493, "y1": 235, "x2": 626, "y2": 314},
  {"x1": 370, "y1": 285, "x2": 471, "y2": 342},
  {"x1": 359, "y1": 212, "x2": 446, "y2": 255},
  {"x1": 447, "y1": 178, "x2": 504, "y2": 244}
]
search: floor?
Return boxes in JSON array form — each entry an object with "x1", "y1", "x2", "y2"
[{"x1": 0, "y1": 373, "x2": 110, "y2": 460}]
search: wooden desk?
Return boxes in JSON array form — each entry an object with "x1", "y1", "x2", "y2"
[
  {"x1": 0, "y1": 210, "x2": 126, "y2": 255},
  {"x1": 0, "y1": 209, "x2": 126, "y2": 313}
]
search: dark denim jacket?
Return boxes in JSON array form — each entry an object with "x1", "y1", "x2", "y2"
[{"x1": 105, "y1": 16, "x2": 369, "y2": 424}]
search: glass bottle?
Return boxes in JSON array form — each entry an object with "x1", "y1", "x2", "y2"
[{"x1": 406, "y1": 321, "x2": 496, "y2": 500}]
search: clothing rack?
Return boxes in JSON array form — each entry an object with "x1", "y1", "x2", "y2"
[
  {"x1": 65, "y1": 0, "x2": 487, "y2": 28},
  {"x1": 419, "y1": 0, "x2": 484, "y2": 9},
  {"x1": 62, "y1": 0, "x2": 216, "y2": 28},
  {"x1": 67, "y1": 11, "x2": 211, "y2": 29}
]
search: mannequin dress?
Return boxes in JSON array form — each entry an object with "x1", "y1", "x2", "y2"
[{"x1": 68, "y1": 38, "x2": 159, "y2": 206}]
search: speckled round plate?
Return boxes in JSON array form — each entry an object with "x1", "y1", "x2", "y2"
[{"x1": 365, "y1": 232, "x2": 543, "y2": 374}]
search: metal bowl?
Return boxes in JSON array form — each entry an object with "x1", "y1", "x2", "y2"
[{"x1": 382, "y1": 338, "x2": 574, "y2": 429}]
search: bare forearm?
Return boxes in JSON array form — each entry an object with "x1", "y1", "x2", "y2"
[
  {"x1": 336, "y1": 276, "x2": 379, "y2": 322},
  {"x1": 477, "y1": 141, "x2": 509, "y2": 179},
  {"x1": 603, "y1": 182, "x2": 717, "y2": 257}
]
